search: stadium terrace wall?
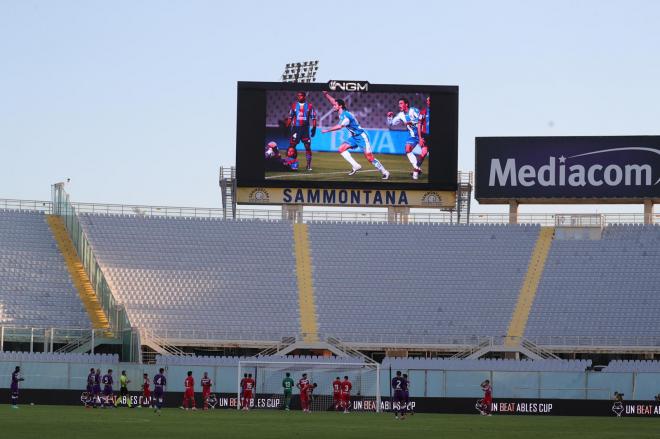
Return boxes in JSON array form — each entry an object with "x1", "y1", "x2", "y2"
[{"x1": 6, "y1": 390, "x2": 660, "y2": 417}]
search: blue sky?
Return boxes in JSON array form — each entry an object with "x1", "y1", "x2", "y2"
[{"x1": 1, "y1": 0, "x2": 658, "y2": 213}]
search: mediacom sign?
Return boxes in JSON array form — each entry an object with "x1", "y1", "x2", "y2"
[
  {"x1": 236, "y1": 187, "x2": 455, "y2": 208},
  {"x1": 475, "y1": 136, "x2": 660, "y2": 203}
]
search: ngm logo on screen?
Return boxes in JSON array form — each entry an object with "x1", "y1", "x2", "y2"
[
  {"x1": 327, "y1": 80, "x2": 369, "y2": 92},
  {"x1": 476, "y1": 137, "x2": 660, "y2": 200}
]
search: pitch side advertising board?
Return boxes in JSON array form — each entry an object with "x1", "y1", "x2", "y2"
[
  {"x1": 475, "y1": 136, "x2": 660, "y2": 203},
  {"x1": 235, "y1": 81, "x2": 458, "y2": 207},
  {"x1": 17, "y1": 390, "x2": 660, "y2": 417}
]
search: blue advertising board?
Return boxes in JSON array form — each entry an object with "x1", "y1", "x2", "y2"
[{"x1": 265, "y1": 127, "x2": 420, "y2": 155}]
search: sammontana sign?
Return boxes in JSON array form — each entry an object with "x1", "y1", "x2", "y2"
[
  {"x1": 475, "y1": 136, "x2": 660, "y2": 203},
  {"x1": 236, "y1": 187, "x2": 455, "y2": 208}
]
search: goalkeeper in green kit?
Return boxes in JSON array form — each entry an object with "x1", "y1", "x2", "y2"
[{"x1": 282, "y1": 372, "x2": 294, "y2": 411}]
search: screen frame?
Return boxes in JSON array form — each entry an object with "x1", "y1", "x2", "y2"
[{"x1": 235, "y1": 81, "x2": 458, "y2": 193}]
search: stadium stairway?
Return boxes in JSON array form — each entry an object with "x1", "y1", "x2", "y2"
[
  {"x1": 505, "y1": 226, "x2": 555, "y2": 346},
  {"x1": 46, "y1": 215, "x2": 112, "y2": 334},
  {"x1": 293, "y1": 223, "x2": 319, "y2": 342}
]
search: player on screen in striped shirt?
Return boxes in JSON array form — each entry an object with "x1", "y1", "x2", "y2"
[{"x1": 286, "y1": 92, "x2": 317, "y2": 171}]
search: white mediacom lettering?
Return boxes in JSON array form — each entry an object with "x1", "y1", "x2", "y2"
[{"x1": 487, "y1": 152, "x2": 656, "y2": 188}]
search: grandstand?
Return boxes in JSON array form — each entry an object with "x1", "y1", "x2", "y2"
[
  {"x1": 308, "y1": 222, "x2": 540, "y2": 344},
  {"x1": 77, "y1": 213, "x2": 300, "y2": 345},
  {"x1": 2, "y1": 195, "x2": 659, "y2": 355},
  {"x1": 0, "y1": 191, "x2": 659, "y2": 403},
  {"x1": 526, "y1": 225, "x2": 660, "y2": 349},
  {"x1": 0, "y1": 210, "x2": 91, "y2": 328}
]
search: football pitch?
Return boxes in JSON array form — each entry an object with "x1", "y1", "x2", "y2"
[
  {"x1": 265, "y1": 151, "x2": 430, "y2": 184},
  {"x1": 1, "y1": 405, "x2": 657, "y2": 439}
]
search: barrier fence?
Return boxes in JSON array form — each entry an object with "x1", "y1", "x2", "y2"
[
  {"x1": 0, "y1": 198, "x2": 655, "y2": 225},
  {"x1": 0, "y1": 359, "x2": 659, "y2": 401}
]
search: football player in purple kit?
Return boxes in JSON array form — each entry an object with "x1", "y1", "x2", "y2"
[
  {"x1": 92, "y1": 368, "x2": 102, "y2": 408},
  {"x1": 101, "y1": 369, "x2": 114, "y2": 408},
  {"x1": 286, "y1": 92, "x2": 317, "y2": 171},
  {"x1": 10, "y1": 366, "x2": 25, "y2": 408},
  {"x1": 85, "y1": 368, "x2": 95, "y2": 408},
  {"x1": 391, "y1": 370, "x2": 406, "y2": 420},
  {"x1": 402, "y1": 373, "x2": 413, "y2": 415},
  {"x1": 153, "y1": 368, "x2": 167, "y2": 414}
]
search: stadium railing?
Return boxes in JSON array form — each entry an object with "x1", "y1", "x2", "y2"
[
  {"x1": 0, "y1": 326, "x2": 112, "y2": 353},
  {"x1": 320, "y1": 333, "x2": 660, "y2": 353},
  {"x1": 51, "y1": 188, "x2": 141, "y2": 362},
  {"x1": 0, "y1": 198, "x2": 52, "y2": 213},
  {"x1": 140, "y1": 328, "x2": 303, "y2": 347},
  {"x1": 1, "y1": 198, "x2": 656, "y2": 225}
]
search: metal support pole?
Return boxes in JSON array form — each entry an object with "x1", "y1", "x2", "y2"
[
  {"x1": 236, "y1": 362, "x2": 242, "y2": 410},
  {"x1": 0, "y1": 326, "x2": 4, "y2": 352},
  {"x1": 376, "y1": 364, "x2": 381, "y2": 413},
  {"x1": 30, "y1": 328, "x2": 34, "y2": 353},
  {"x1": 50, "y1": 329, "x2": 54, "y2": 352},
  {"x1": 91, "y1": 330, "x2": 95, "y2": 355}
]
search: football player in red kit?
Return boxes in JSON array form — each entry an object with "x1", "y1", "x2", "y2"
[
  {"x1": 201, "y1": 372, "x2": 213, "y2": 410},
  {"x1": 300, "y1": 382, "x2": 318, "y2": 413},
  {"x1": 242, "y1": 373, "x2": 255, "y2": 410},
  {"x1": 332, "y1": 376, "x2": 342, "y2": 410},
  {"x1": 480, "y1": 379, "x2": 493, "y2": 416},
  {"x1": 181, "y1": 371, "x2": 196, "y2": 410},
  {"x1": 142, "y1": 373, "x2": 151, "y2": 407},
  {"x1": 341, "y1": 376, "x2": 352, "y2": 413}
]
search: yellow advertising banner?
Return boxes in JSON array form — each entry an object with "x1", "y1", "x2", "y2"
[{"x1": 237, "y1": 187, "x2": 456, "y2": 208}]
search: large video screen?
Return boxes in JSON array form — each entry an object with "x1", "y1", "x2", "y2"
[{"x1": 235, "y1": 82, "x2": 458, "y2": 206}]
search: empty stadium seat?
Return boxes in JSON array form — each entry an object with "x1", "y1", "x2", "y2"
[
  {"x1": 308, "y1": 222, "x2": 540, "y2": 343},
  {"x1": 525, "y1": 225, "x2": 660, "y2": 342},
  {"x1": 0, "y1": 210, "x2": 91, "y2": 328},
  {"x1": 78, "y1": 214, "x2": 300, "y2": 341}
]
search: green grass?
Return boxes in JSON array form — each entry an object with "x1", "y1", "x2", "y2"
[
  {"x1": 1, "y1": 405, "x2": 657, "y2": 439},
  {"x1": 265, "y1": 151, "x2": 429, "y2": 184}
]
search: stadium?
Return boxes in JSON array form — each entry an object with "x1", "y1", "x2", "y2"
[{"x1": 2, "y1": 3, "x2": 660, "y2": 439}]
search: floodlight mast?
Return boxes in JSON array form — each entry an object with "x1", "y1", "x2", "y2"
[{"x1": 281, "y1": 60, "x2": 319, "y2": 83}]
